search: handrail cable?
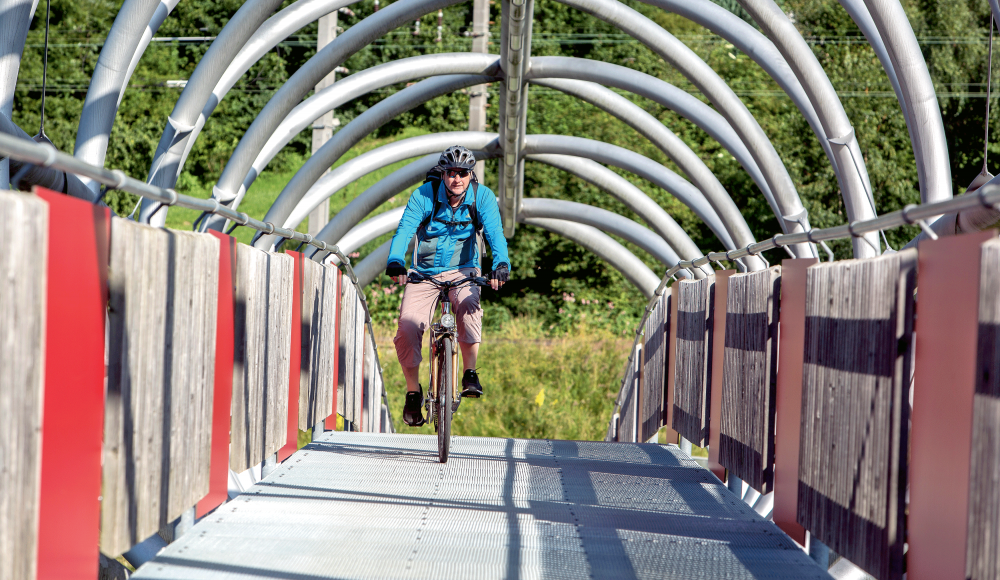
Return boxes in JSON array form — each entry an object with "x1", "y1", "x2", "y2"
[{"x1": 0, "y1": 132, "x2": 395, "y2": 433}]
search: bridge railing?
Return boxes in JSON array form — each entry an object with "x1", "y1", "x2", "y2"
[
  {"x1": 609, "y1": 187, "x2": 1000, "y2": 580},
  {"x1": 0, "y1": 133, "x2": 394, "y2": 577}
]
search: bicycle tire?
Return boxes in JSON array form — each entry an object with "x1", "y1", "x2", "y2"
[{"x1": 437, "y1": 337, "x2": 453, "y2": 463}]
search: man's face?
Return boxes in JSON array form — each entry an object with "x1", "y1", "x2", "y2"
[{"x1": 445, "y1": 168, "x2": 472, "y2": 196}]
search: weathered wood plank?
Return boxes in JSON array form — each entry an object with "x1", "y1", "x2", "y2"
[
  {"x1": 672, "y1": 275, "x2": 715, "y2": 446},
  {"x1": 230, "y1": 245, "x2": 293, "y2": 473},
  {"x1": 619, "y1": 345, "x2": 640, "y2": 443},
  {"x1": 719, "y1": 267, "x2": 781, "y2": 493},
  {"x1": 641, "y1": 294, "x2": 666, "y2": 443},
  {"x1": 298, "y1": 260, "x2": 338, "y2": 431},
  {"x1": 0, "y1": 191, "x2": 47, "y2": 580},
  {"x1": 798, "y1": 249, "x2": 915, "y2": 580},
  {"x1": 102, "y1": 218, "x2": 219, "y2": 556},
  {"x1": 362, "y1": 329, "x2": 378, "y2": 433},
  {"x1": 968, "y1": 238, "x2": 1000, "y2": 580},
  {"x1": 338, "y1": 274, "x2": 365, "y2": 429}
]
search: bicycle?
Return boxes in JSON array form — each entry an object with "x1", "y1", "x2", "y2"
[{"x1": 407, "y1": 270, "x2": 491, "y2": 463}]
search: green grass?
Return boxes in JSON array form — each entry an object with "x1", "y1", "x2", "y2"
[
  {"x1": 165, "y1": 126, "x2": 430, "y2": 251},
  {"x1": 376, "y1": 317, "x2": 632, "y2": 441}
]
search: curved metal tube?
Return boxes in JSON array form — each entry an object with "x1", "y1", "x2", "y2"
[
  {"x1": 520, "y1": 217, "x2": 660, "y2": 298},
  {"x1": 353, "y1": 237, "x2": 411, "y2": 288},
  {"x1": 328, "y1": 206, "x2": 406, "y2": 260},
  {"x1": 303, "y1": 156, "x2": 438, "y2": 258},
  {"x1": 549, "y1": 0, "x2": 814, "y2": 258},
  {"x1": 525, "y1": 154, "x2": 709, "y2": 272},
  {"x1": 527, "y1": 57, "x2": 779, "y2": 222},
  {"x1": 0, "y1": 112, "x2": 92, "y2": 199},
  {"x1": 736, "y1": 0, "x2": 879, "y2": 258},
  {"x1": 531, "y1": 78, "x2": 755, "y2": 255},
  {"x1": 238, "y1": 62, "x2": 497, "y2": 210},
  {"x1": 862, "y1": 0, "x2": 951, "y2": 204},
  {"x1": 334, "y1": 198, "x2": 683, "y2": 270},
  {"x1": 523, "y1": 135, "x2": 737, "y2": 251},
  {"x1": 211, "y1": 0, "x2": 465, "y2": 216},
  {"x1": 283, "y1": 131, "x2": 732, "y2": 258},
  {"x1": 73, "y1": 0, "x2": 162, "y2": 190},
  {"x1": 520, "y1": 198, "x2": 681, "y2": 267},
  {"x1": 246, "y1": 68, "x2": 500, "y2": 243},
  {"x1": 151, "y1": 0, "x2": 361, "y2": 204},
  {"x1": 836, "y1": 0, "x2": 907, "y2": 122},
  {"x1": 280, "y1": 132, "x2": 501, "y2": 234},
  {"x1": 117, "y1": 0, "x2": 182, "y2": 107},
  {"x1": 0, "y1": 0, "x2": 35, "y2": 186},
  {"x1": 302, "y1": 151, "x2": 708, "y2": 276},
  {"x1": 139, "y1": 0, "x2": 288, "y2": 223},
  {"x1": 636, "y1": 0, "x2": 839, "y2": 185}
]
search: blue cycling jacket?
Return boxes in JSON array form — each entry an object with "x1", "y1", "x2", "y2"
[{"x1": 387, "y1": 180, "x2": 510, "y2": 276}]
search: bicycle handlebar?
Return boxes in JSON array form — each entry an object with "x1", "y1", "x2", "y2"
[{"x1": 407, "y1": 270, "x2": 491, "y2": 289}]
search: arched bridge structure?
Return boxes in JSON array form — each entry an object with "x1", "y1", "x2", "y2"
[{"x1": 2, "y1": 0, "x2": 1000, "y2": 579}]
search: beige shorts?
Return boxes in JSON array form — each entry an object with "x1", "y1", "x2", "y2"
[{"x1": 393, "y1": 268, "x2": 483, "y2": 368}]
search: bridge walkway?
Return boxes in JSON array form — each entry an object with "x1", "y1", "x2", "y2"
[{"x1": 133, "y1": 433, "x2": 830, "y2": 579}]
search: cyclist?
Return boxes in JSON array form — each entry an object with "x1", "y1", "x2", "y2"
[{"x1": 385, "y1": 145, "x2": 510, "y2": 427}]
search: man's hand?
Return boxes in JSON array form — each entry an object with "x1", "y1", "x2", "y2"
[
  {"x1": 386, "y1": 264, "x2": 408, "y2": 286},
  {"x1": 488, "y1": 264, "x2": 509, "y2": 291}
]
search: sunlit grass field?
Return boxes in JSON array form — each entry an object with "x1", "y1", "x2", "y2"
[{"x1": 374, "y1": 317, "x2": 631, "y2": 441}]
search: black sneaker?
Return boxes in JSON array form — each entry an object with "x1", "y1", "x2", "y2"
[
  {"x1": 461, "y1": 369, "x2": 483, "y2": 398},
  {"x1": 403, "y1": 387, "x2": 426, "y2": 426}
]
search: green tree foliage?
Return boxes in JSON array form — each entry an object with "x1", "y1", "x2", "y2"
[{"x1": 10, "y1": 0, "x2": 1000, "y2": 327}]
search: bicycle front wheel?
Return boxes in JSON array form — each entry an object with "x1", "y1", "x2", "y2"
[{"x1": 437, "y1": 337, "x2": 453, "y2": 463}]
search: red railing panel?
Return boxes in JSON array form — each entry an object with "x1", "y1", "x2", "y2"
[{"x1": 35, "y1": 188, "x2": 110, "y2": 580}]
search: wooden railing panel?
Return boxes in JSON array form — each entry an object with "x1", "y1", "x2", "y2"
[
  {"x1": 672, "y1": 275, "x2": 715, "y2": 446},
  {"x1": 619, "y1": 346, "x2": 640, "y2": 443},
  {"x1": 102, "y1": 218, "x2": 219, "y2": 555},
  {"x1": 298, "y1": 259, "x2": 338, "y2": 430},
  {"x1": 968, "y1": 238, "x2": 1000, "y2": 580},
  {"x1": 230, "y1": 245, "x2": 293, "y2": 473},
  {"x1": 798, "y1": 249, "x2": 915, "y2": 580},
  {"x1": 0, "y1": 191, "x2": 47, "y2": 580},
  {"x1": 339, "y1": 273, "x2": 365, "y2": 428},
  {"x1": 641, "y1": 294, "x2": 667, "y2": 443},
  {"x1": 719, "y1": 267, "x2": 781, "y2": 493},
  {"x1": 362, "y1": 331, "x2": 378, "y2": 433}
]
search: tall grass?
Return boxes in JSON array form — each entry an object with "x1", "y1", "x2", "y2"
[{"x1": 375, "y1": 318, "x2": 631, "y2": 441}]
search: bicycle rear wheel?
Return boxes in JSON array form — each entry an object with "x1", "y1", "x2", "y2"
[{"x1": 437, "y1": 337, "x2": 453, "y2": 463}]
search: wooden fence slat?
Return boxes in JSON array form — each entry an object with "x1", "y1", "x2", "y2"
[
  {"x1": 620, "y1": 345, "x2": 640, "y2": 443},
  {"x1": 362, "y1": 330, "x2": 377, "y2": 433},
  {"x1": 299, "y1": 259, "x2": 338, "y2": 430},
  {"x1": 102, "y1": 218, "x2": 219, "y2": 556},
  {"x1": 797, "y1": 249, "x2": 916, "y2": 580},
  {"x1": 230, "y1": 245, "x2": 292, "y2": 473},
  {"x1": 672, "y1": 275, "x2": 715, "y2": 446},
  {"x1": 0, "y1": 191, "x2": 47, "y2": 580},
  {"x1": 326, "y1": 271, "x2": 341, "y2": 431},
  {"x1": 772, "y1": 258, "x2": 816, "y2": 546},
  {"x1": 718, "y1": 267, "x2": 781, "y2": 493},
  {"x1": 641, "y1": 294, "x2": 667, "y2": 442},
  {"x1": 967, "y1": 238, "x2": 1000, "y2": 580},
  {"x1": 339, "y1": 273, "x2": 365, "y2": 429}
]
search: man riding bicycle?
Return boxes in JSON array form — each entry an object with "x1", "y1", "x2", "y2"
[{"x1": 385, "y1": 145, "x2": 510, "y2": 427}]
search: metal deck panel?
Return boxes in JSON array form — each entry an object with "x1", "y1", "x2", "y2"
[{"x1": 134, "y1": 433, "x2": 831, "y2": 580}]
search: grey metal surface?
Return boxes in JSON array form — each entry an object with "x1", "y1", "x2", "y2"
[{"x1": 133, "y1": 433, "x2": 831, "y2": 579}]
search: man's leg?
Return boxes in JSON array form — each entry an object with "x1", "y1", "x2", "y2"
[
  {"x1": 459, "y1": 341, "x2": 479, "y2": 371},
  {"x1": 452, "y1": 268, "x2": 484, "y2": 396},
  {"x1": 394, "y1": 277, "x2": 438, "y2": 393}
]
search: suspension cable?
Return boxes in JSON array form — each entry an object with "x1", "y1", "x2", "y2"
[{"x1": 36, "y1": 0, "x2": 51, "y2": 143}]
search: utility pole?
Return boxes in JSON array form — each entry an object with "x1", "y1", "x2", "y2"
[
  {"x1": 468, "y1": 0, "x2": 490, "y2": 180},
  {"x1": 310, "y1": 11, "x2": 340, "y2": 237}
]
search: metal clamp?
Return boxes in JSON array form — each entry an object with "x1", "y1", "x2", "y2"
[
  {"x1": 848, "y1": 220, "x2": 880, "y2": 253},
  {"x1": 806, "y1": 229, "x2": 835, "y2": 262},
  {"x1": 900, "y1": 204, "x2": 938, "y2": 241}
]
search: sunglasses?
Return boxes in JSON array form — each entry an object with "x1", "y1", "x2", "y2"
[{"x1": 445, "y1": 169, "x2": 471, "y2": 179}]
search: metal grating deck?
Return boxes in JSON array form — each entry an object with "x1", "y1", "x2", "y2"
[{"x1": 134, "y1": 433, "x2": 831, "y2": 579}]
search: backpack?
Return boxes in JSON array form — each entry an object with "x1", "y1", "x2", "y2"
[{"x1": 418, "y1": 168, "x2": 487, "y2": 266}]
